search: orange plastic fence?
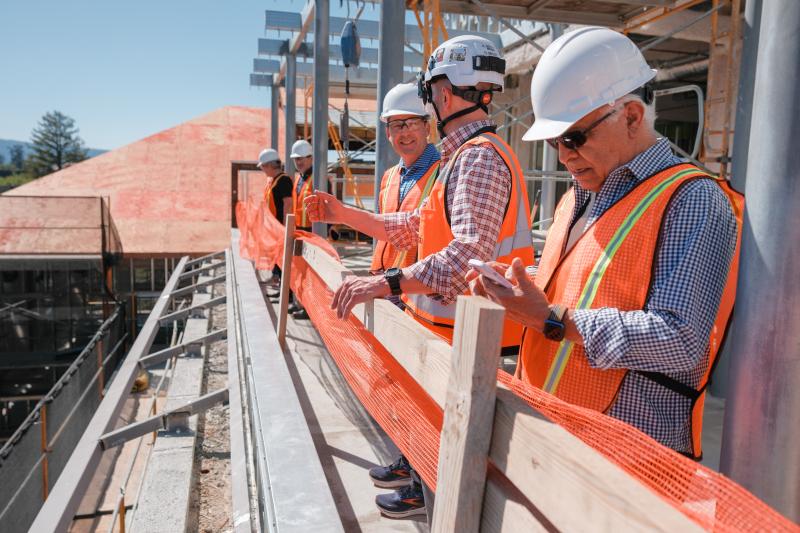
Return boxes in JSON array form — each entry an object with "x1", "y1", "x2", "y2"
[{"x1": 237, "y1": 197, "x2": 798, "y2": 532}]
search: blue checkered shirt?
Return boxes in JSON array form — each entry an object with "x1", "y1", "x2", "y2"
[
  {"x1": 568, "y1": 138, "x2": 737, "y2": 454},
  {"x1": 397, "y1": 143, "x2": 440, "y2": 204}
]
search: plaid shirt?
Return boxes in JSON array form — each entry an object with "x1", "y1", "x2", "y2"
[
  {"x1": 397, "y1": 143, "x2": 440, "y2": 204},
  {"x1": 569, "y1": 138, "x2": 738, "y2": 453},
  {"x1": 383, "y1": 120, "x2": 511, "y2": 304}
]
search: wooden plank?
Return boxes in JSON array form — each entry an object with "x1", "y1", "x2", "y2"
[
  {"x1": 481, "y1": 475, "x2": 551, "y2": 533},
  {"x1": 432, "y1": 297, "x2": 506, "y2": 533},
  {"x1": 300, "y1": 241, "x2": 452, "y2": 407},
  {"x1": 277, "y1": 214, "x2": 296, "y2": 348},
  {"x1": 488, "y1": 386, "x2": 704, "y2": 532}
]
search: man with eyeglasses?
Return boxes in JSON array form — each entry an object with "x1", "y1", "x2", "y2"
[
  {"x1": 305, "y1": 36, "x2": 534, "y2": 520},
  {"x1": 469, "y1": 27, "x2": 742, "y2": 460},
  {"x1": 288, "y1": 139, "x2": 314, "y2": 319}
]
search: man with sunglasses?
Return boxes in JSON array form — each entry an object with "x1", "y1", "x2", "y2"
[
  {"x1": 469, "y1": 27, "x2": 742, "y2": 460},
  {"x1": 305, "y1": 36, "x2": 534, "y2": 520},
  {"x1": 288, "y1": 139, "x2": 314, "y2": 319}
]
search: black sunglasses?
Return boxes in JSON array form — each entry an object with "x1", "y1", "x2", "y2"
[{"x1": 546, "y1": 109, "x2": 617, "y2": 150}]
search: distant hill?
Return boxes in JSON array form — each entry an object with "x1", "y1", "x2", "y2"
[{"x1": 0, "y1": 138, "x2": 107, "y2": 162}]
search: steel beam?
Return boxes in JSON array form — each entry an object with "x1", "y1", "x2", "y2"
[
  {"x1": 170, "y1": 273, "x2": 226, "y2": 298},
  {"x1": 285, "y1": 52, "x2": 297, "y2": 176},
  {"x1": 99, "y1": 389, "x2": 229, "y2": 449},
  {"x1": 28, "y1": 257, "x2": 189, "y2": 533},
  {"x1": 374, "y1": 0, "x2": 405, "y2": 215},
  {"x1": 158, "y1": 296, "x2": 227, "y2": 324},
  {"x1": 271, "y1": 81, "x2": 280, "y2": 150},
  {"x1": 538, "y1": 23, "x2": 563, "y2": 231},
  {"x1": 185, "y1": 251, "x2": 224, "y2": 268},
  {"x1": 138, "y1": 328, "x2": 228, "y2": 368},
  {"x1": 311, "y1": 0, "x2": 329, "y2": 237},
  {"x1": 719, "y1": 0, "x2": 800, "y2": 522},
  {"x1": 178, "y1": 260, "x2": 224, "y2": 279}
]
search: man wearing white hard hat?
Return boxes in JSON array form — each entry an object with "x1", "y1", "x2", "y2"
[
  {"x1": 303, "y1": 82, "x2": 441, "y2": 515},
  {"x1": 469, "y1": 27, "x2": 742, "y2": 460},
  {"x1": 257, "y1": 148, "x2": 294, "y2": 288},
  {"x1": 290, "y1": 139, "x2": 314, "y2": 232},
  {"x1": 305, "y1": 36, "x2": 534, "y2": 519}
]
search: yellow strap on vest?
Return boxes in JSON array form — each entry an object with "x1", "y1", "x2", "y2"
[{"x1": 542, "y1": 168, "x2": 713, "y2": 394}]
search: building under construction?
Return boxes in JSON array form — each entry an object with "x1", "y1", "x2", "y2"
[{"x1": 1, "y1": 0, "x2": 798, "y2": 531}]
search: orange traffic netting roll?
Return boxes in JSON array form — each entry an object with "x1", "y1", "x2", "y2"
[{"x1": 237, "y1": 197, "x2": 798, "y2": 532}]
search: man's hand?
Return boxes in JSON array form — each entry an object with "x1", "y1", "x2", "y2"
[
  {"x1": 331, "y1": 274, "x2": 391, "y2": 319},
  {"x1": 305, "y1": 191, "x2": 343, "y2": 224},
  {"x1": 466, "y1": 257, "x2": 550, "y2": 331}
]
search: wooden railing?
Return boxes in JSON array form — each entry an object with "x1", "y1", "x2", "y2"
[{"x1": 274, "y1": 214, "x2": 703, "y2": 533}]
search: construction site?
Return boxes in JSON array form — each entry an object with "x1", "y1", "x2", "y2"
[{"x1": 1, "y1": 0, "x2": 798, "y2": 531}]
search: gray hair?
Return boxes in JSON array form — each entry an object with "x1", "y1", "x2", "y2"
[{"x1": 615, "y1": 94, "x2": 657, "y2": 132}]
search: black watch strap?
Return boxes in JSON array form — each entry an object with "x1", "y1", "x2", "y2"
[
  {"x1": 543, "y1": 304, "x2": 567, "y2": 341},
  {"x1": 385, "y1": 268, "x2": 403, "y2": 296}
]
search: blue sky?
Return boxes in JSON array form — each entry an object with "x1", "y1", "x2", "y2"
[{"x1": 0, "y1": 0, "x2": 374, "y2": 150}]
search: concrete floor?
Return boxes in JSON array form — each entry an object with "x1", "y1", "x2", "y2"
[{"x1": 262, "y1": 285, "x2": 426, "y2": 532}]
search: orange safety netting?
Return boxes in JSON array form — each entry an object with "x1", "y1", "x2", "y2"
[{"x1": 237, "y1": 197, "x2": 798, "y2": 532}]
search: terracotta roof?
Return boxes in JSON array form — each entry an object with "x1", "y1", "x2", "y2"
[{"x1": 4, "y1": 106, "x2": 275, "y2": 256}]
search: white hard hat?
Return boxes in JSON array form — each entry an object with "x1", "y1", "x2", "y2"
[
  {"x1": 523, "y1": 27, "x2": 657, "y2": 142},
  {"x1": 289, "y1": 139, "x2": 313, "y2": 159},
  {"x1": 257, "y1": 148, "x2": 280, "y2": 167},
  {"x1": 423, "y1": 35, "x2": 505, "y2": 90},
  {"x1": 380, "y1": 83, "x2": 428, "y2": 122}
]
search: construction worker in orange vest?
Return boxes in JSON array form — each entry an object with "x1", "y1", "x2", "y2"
[
  {"x1": 290, "y1": 139, "x2": 314, "y2": 232},
  {"x1": 301, "y1": 81, "x2": 441, "y2": 515},
  {"x1": 305, "y1": 35, "x2": 534, "y2": 521},
  {"x1": 288, "y1": 139, "x2": 314, "y2": 319},
  {"x1": 469, "y1": 27, "x2": 742, "y2": 460},
  {"x1": 257, "y1": 148, "x2": 294, "y2": 293}
]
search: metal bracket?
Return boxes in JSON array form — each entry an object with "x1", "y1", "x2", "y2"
[{"x1": 99, "y1": 388, "x2": 229, "y2": 449}]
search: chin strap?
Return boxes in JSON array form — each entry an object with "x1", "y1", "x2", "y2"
[{"x1": 431, "y1": 87, "x2": 494, "y2": 137}]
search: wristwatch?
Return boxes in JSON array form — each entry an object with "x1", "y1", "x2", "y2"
[
  {"x1": 543, "y1": 304, "x2": 567, "y2": 341},
  {"x1": 384, "y1": 267, "x2": 403, "y2": 296}
]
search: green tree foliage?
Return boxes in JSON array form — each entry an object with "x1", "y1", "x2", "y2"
[
  {"x1": 9, "y1": 144, "x2": 25, "y2": 171},
  {"x1": 28, "y1": 111, "x2": 88, "y2": 176}
]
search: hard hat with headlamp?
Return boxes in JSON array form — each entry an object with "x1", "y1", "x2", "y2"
[{"x1": 416, "y1": 35, "x2": 505, "y2": 136}]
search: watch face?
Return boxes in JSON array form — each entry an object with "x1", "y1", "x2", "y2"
[{"x1": 543, "y1": 320, "x2": 565, "y2": 341}]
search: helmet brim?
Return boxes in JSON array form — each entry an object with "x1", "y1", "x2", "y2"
[{"x1": 522, "y1": 116, "x2": 577, "y2": 142}]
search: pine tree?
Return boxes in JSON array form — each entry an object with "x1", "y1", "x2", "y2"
[
  {"x1": 29, "y1": 111, "x2": 89, "y2": 176},
  {"x1": 9, "y1": 144, "x2": 25, "y2": 171}
]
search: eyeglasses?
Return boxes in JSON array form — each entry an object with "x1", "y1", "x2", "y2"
[
  {"x1": 546, "y1": 109, "x2": 617, "y2": 150},
  {"x1": 387, "y1": 117, "x2": 427, "y2": 134}
]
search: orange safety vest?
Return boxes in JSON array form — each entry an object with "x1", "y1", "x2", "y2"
[
  {"x1": 263, "y1": 172, "x2": 290, "y2": 220},
  {"x1": 370, "y1": 162, "x2": 440, "y2": 272},
  {"x1": 293, "y1": 172, "x2": 314, "y2": 228},
  {"x1": 402, "y1": 132, "x2": 535, "y2": 349},
  {"x1": 517, "y1": 163, "x2": 743, "y2": 458}
]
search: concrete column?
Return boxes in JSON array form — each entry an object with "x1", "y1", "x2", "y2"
[
  {"x1": 538, "y1": 23, "x2": 563, "y2": 231},
  {"x1": 719, "y1": 0, "x2": 800, "y2": 522},
  {"x1": 271, "y1": 82, "x2": 280, "y2": 152},
  {"x1": 374, "y1": 0, "x2": 405, "y2": 213},
  {"x1": 709, "y1": 0, "x2": 762, "y2": 398},
  {"x1": 311, "y1": 0, "x2": 329, "y2": 237},
  {"x1": 285, "y1": 53, "x2": 297, "y2": 176}
]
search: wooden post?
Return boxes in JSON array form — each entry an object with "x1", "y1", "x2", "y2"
[
  {"x1": 431, "y1": 296, "x2": 505, "y2": 533},
  {"x1": 119, "y1": 497, "x2": 127, "y2": 533},
  {"x1": 277, "y1": 214, "x2": 296, "y2": 348}
]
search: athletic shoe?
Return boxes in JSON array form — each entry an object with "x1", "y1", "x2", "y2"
[
  {"x1": 292, "y1": 309, "x2": 310, "y2": 320},
  {"x1": 369, "y1": 455, "x2": 412, "y2": 488},
  {"x1": 375, "y1": 482, "x2": 426, "y2": 518}
]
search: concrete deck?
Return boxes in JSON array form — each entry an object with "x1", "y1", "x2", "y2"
[{"x1": 260, "y1": 279, "x2": 427, "y2": 532}]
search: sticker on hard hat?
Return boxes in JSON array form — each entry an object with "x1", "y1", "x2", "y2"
[
  {"x1": 481, "y1": 93, "x2": 492, "y2": 105},
  {"x1": 450, "y1": 47, "x2": 467, "y2": 62},
  {"x1": 480, "y1": 43, "x2": 499, "y2": 57},
  {"x1": 435, "y1": 48, "x2": 445, "y2": 63}
]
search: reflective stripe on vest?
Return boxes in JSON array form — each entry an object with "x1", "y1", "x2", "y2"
[
  {"x1": 542, "y1": 167, "x2": 712, "y2": 394},
  {"x1": 293, "y1": 174, "x2": 313, "y2": 227}
]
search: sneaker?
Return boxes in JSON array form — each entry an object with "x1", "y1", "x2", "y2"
[
  {"x1": 375, "y1": 482, "x2": 426, "y2": 518},
  {"x1": 292, "y1": 308, "x2": 310, "y2": 320},
  {"x1": 369, "y1": 456, "x2": 412, "y2": 488},
  {"x1": 287, "y1": 303, "x2": 301, "y2": 314}
]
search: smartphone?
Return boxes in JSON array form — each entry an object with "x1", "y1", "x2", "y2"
[{"x1": 468, "y1": 259, "x2": 513, "y2": 289}]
